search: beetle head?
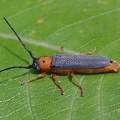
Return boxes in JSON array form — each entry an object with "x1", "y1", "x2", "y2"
[{"x1": 32, "y1": 58, "x2": 40, "y2": 70}]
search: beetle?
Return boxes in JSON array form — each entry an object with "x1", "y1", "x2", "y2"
[{"x1": 0, "y1": 18, "x2": 120, "y2": 96}]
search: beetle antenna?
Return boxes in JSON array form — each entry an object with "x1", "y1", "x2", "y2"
[
  {"x1": 0, "y1": 18, "x2": 39, "y2": 73},
  {"x1": 4, "y1": 18, "x2": 35, "y2": 59},
  {"x1": 0, "y1": 65, "x2": 33, "y2": 72}
]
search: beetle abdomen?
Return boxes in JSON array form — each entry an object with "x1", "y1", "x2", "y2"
[{"x1": 51, "y1": 54, "x2": 111, "y2": 69}]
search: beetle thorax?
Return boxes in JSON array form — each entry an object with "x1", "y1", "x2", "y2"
[{"x1": 39, "y1": 56, "x2": 53, "y2": 72}]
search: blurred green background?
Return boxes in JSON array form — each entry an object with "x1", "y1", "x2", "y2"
[{"x1": 0, "y1": 0, "x2": 120, "y2": 120}]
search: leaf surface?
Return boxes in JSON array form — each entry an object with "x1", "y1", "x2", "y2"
[{"x1": 0, "y1": 0, "x2": 120, "y2": 120}]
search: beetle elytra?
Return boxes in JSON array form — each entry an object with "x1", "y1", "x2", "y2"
[{"x1": 0, "y1": 18, "x2": 120, "y2": 96}]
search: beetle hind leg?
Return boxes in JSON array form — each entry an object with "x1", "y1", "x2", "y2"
[
  {"x1": 51, "y1": 74, "x2": 64, "y2": 95},
  {"x1": 70, "y1": 72, "x2": 84, "y2": 97},
  {"x1": 79, "y1": 47, "x2": 98, "y2": 55}
]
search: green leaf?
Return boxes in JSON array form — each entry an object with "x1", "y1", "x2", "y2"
[{"x1": 0, "y1": 0, "x2": 120, "y2": 120}]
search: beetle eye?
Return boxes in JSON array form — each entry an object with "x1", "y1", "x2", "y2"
[{"x1": 32, "y1": 58, "x2": 40, "y2": 70}]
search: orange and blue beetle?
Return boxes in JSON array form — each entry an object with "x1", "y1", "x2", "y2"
[{"x1": 0, "y1": 18, "x2": 120, "y2": 96}]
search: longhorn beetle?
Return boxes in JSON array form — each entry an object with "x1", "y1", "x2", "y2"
[{"x1": 0, "y1": 18, "x2": 120, "y2": 96}]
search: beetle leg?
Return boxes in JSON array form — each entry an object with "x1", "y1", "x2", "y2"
[
  {"x1": 58, "y1": 47, "x2": 64, "y2": 54},
  {"x1": 79, "y1": 47, "x2": 98, "y2": 55},
  {"x1": 70, "y1": 72, "x2": 84, "y2": 97},
  {"x1": 51, "y1": 74, "x2": 64, "y2": 95},
  {"x1": 21, "y1": 72, "x2": 46, "y2": 85}
]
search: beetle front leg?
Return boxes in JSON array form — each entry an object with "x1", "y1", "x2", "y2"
[
  {"x1": 21, "y1": 72, "x2": 46, "y2": 85},
  {"x1": 70, "y1": 71, "x2": 84, "y2": 97},
  {"x1": 79, "y1": 47, "x2": 98, "y2": 55},
  {"x1": 51, "y1": 74, "x2": 64, "y2": 95}
]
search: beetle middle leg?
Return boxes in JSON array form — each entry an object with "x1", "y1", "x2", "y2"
[
  {"x1": 70, "y1": 71, "x2": 84, "y2": 96},
  {"x1": 79, "y1": 47, "x2": 98, "y2": 55},
  {"x1": 51, "y1": 74, "x2": 64, "y2": 95},
  {"x1": 58, "y1": 47, "x2": 64, "y2": 54},
  {"x1": 21, "y1": 72, "x2": 46, "y2": 85}
]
